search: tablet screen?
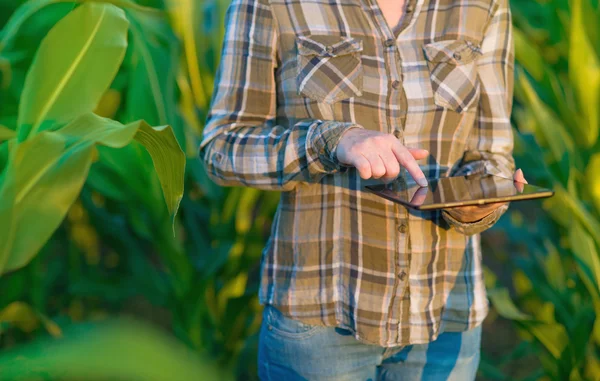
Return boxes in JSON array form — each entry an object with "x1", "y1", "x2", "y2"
[{"x1": 365, "y1": 173, "x2": 554, "y2": 210}]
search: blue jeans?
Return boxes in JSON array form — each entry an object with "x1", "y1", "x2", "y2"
[{"x1": 258, "y1": 305, "x2": 481, "y2": 381}]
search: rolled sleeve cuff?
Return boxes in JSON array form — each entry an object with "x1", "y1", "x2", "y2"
[
  {"x1": 308, "y1": 120, "x2": 363, "y2": 172},
  {"x1": 442, "y1": 203, "x2": 509, "y2": 236}
]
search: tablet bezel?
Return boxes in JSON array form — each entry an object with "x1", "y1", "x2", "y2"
[{"x1": 364, "y1": 174, "x2": 555, "y2": 211}]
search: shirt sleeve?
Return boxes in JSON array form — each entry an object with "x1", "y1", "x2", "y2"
[
  {"x1": 198, "y1": 0, "x2": 362, "y2": 191},
  {"x1": 442, "y1": 0, "x2": 516, "y2": 235}
]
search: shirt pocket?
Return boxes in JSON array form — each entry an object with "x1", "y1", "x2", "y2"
[
  {"x1": 296, "y1": 35, "x2": 364, "y2": 104},
  {"x1": 423, "y1": 39, "x2": 482, "y2": 113}
]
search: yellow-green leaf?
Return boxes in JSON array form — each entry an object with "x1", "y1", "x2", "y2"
[
  {"x1": 130, "y1": 120, "x2": 185, "y2": 226},
  {"x1": 569, "y1": 0, "x2": 600, "y2": 147},
  {"x1": 0, "y1": 113, "x2": 185, "y2": 274},
  {"x1": 0, "y1": 302, "x2": 62, "y2": 337},
  {"x1": 587, "y1": 154, "x2": 600, "y2": 214},
  {"x1": 0, "y1": 132, "x2": 95, "y2": 273},
  {"x1": 516, "y1": 70, "x2": 574, "y2": 164},
  {"x1": 17, "y1": 2, "x2": 129, "y2": 141},
  {"x1": 0, "y1": 125, "x2": 15, "y2": 141}
]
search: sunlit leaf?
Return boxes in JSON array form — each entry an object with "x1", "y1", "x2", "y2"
[
  {"x1": 516, "y1": 70, "x2": 574, "y2": 166},
  {"x1": 569, "y1": 0, "x2": 600, "y2": 147},
  {"x1": 0, "y1": 131, "x2": 94, "y2": 272},
  {"x1": 0, "y1": 113, "x2": 184, "y2": 274},
  {"x1": 130, "y1": 120, "x2": 185, "y2": 225},
  {"x1": 16, "y1": 2, "x2": 129, "y2": 141},
  {"x1": 514, "y1": 27, "x2": 545, "y2": 81}
]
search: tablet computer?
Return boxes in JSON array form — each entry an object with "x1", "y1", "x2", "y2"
[{"x1": 365, "y1": 173, "x2": 554, "y2": 211}]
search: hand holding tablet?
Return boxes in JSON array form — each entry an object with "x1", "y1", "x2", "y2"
[{"x1": 365, "y1": 173, "x2": 554, "y2": 211}]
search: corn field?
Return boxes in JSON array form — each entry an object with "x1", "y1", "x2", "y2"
[{"x1": 0, "y1": 0, "x2": 598, "y2": 380}]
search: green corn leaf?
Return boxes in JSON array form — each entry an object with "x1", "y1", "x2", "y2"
[
  {"x1": 0, "y1": 319, "x2": 232, "y2": 381},
  {"x1": 516, "y1": 70, "x2": 574, "y2": 167},
  {"x1": 0, "y1": 131, "x2": 94, "y2": 272},
  {"x1": 0, "y1": 0, "x2": 158, "y2": 53},
  {"x1": 514, "y1": 27, "x2": 545, "y2": 81},
  {"x1": 570, "y1": 221, "x2": 600, "y2": 300},
  {"x1": 569, "y1": 0, "x2": 600, "y2": 147},
  {"x1": 488, "y1": 287, "x2": 569, "y2": 359},
  {"x1": 130, "y1": 120, "x2": 185, "y2": 226},
  {"x1": 0, "y1": 113, "x2": 184, "y2": 275},
  {"x1": 123, "y1": 11, "x2": 179, "y2": 126},
  {"x1": 59, "y1": 113, "x2": 185, "y2": 223},
  {"x1": 0, "y1": 125, "x2": 15, "y2": 141},
  {"x1": 16, "y1": 2, "x2": 129, "y2": 141}
]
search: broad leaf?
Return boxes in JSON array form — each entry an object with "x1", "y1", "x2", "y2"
[
  {"x1": 0, "y1": 319, "x2": 232, "y2": 381},
  {"x1": 130, "y1": 120, "x2": 185, "y2": 224},
  {"x1": 0, "y1": 131, "x2": 94, "y2": 272},
  {"x1": 16, "y1": 2, "x2": 128, "y2": 141},
  {"x1": 0, "y1": 113, "x2": 184, "y2": 274}
]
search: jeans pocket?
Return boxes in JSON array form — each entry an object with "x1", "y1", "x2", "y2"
[{"x1": 263, "y1": 304, "x2": 324, "y2": 340}]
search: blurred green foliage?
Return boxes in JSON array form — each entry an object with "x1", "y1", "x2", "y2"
[
  {"x1": 0, "y1": 0, "x2": 599, "y2": 380},
  {"x1": 480, "y1": 0, "x2": 600, "y2": 380},
  {"x1": 0, "y1": 0, "x2": 278, "y2": 379}
]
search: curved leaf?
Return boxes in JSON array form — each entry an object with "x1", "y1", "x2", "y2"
[
  {"x1": 0, "y1": 113, "x2": 184, "y2": 274},
  {"x1": 0, "y1": 319, "x2": 232, "y2": 381},
  {"x1": 16, "y1": 2, "x2": 129, "y2": 141},
  {"x1": 0, "y1": 131, "x2": 94, "y2": 272},
  {"x1": 130, "y1": 120, "x2": 185, "y2": 224}
]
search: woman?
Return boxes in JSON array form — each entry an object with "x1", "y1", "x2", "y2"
[{"x1": 200, "y1": 0, "x2": 526, "y2": 379}]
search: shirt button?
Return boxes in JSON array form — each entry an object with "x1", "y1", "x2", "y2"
[
  {"x1": 398, "y1": 223, "x2": 407, "y2": 233},
  {"x1": 384, "y1": 39, "x2": 395, "y2": 47},
  {"x1": 453, "y1": 52, "x2": 462, "y2": 61},
  {"x1": 398, "y1": 271, "x2": 407, "y2": 281},
  {"x1": 213, "y1": 152, "x2": 224, "y2": 164},
  {"x1": 406, "y1": 4, "x2": 414, "y2": 12},
  {"x1": 391, "y1": 80, "x2": 401, "y2": 89}
]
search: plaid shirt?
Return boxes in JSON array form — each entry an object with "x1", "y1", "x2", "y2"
[{"x1": 200, "y1": 0, "x2": 515, "y2": 346}]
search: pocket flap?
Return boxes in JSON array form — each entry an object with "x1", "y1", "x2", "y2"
[
  {"x1": 423, "y1": 39, "x2": 482, "y2": 65},
  {"x1": 297, "y1": 35, "x2": 363, "y2": 57}
]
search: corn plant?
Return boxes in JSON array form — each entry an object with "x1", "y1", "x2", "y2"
[
  {"x1": 481, "y1": 0, "x2": 600, "y2": 380},
  {"x1": 0, "y1": 1, "x2": 277, "y2": 379}
]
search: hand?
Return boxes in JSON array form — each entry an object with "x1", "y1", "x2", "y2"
[
  {"x1": 336, "y1": 129, "x2": 429, "y2": 185},
  {"x1": 444, "y1": 169, "x2": 528, "y2": 223}
]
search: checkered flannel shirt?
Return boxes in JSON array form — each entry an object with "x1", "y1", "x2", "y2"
[{"x1": 200, "y1": 0, "x2": 515, "y2": 346}]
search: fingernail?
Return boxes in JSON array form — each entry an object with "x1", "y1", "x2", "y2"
[{"x1": 417, "y1": 178, "x2": 428, "y2": 187}]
